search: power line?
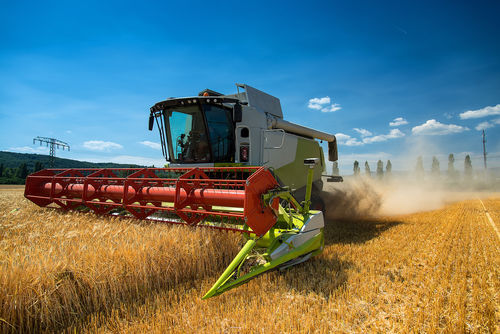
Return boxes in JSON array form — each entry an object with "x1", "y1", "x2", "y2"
[
  {"x1": 33, "y1": 136, "x2": 70, "y2": 167},
  {"x1": 482, "y1": 130, "x2": 487, "y2": 169}
]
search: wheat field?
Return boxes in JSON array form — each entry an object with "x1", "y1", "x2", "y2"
[{"x1": 0, "y1": 187, "x2": 498, "y2": 333}]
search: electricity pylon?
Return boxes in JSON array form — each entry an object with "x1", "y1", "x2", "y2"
[{"x1": 33, "y1": 136, "x2": 70, "y2": 167}]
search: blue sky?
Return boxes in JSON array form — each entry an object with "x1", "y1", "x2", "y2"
[{"x1": 1, "y1": 0, "x2": 499, "y2": 173}]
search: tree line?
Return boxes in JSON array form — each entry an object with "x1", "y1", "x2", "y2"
[
  {"x1": 348, "y1": 160, "x2": 392, "y2": 180},
  {"x1": 414, "y1": 154, "x2": 473, "y2": 181},
  {"x1": 0, "y1": 161, "x2": 151, "y2": 185},
  {"x1": 0, "y1": 162, "x2": 44, "y2": 184},
  {"x1": 331, "y1": 160, "x2": 391, "y2": 180},
  {"x1": 331, "y1": 153, "x2": 475, "y2": 181}
]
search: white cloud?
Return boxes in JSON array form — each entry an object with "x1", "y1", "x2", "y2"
[
  {"x1": 65, "y1": 130, "x2": 72, "y2": 134},
  {"x1": 459, "y1": 104, "x2": 500, "y2": 119},
  {"x1": 337, "y1": 129, "x2": 405, "y2": 146},
  {"x1": 335, "y1": 133, "x2": 363, "y2": 146},
  {"x1": 308, "y1": 96, "x2": 341, "y2": 112},
  {"x1": 412, "y1": 119, "x2": 469, "y2": 135},
  {"x1": 353, "y1": 128, "x2": 372, "y2": 137},
  {"x1": 362, "y1": 129, "x2": 405, "y2": 144},
  {"x1": 308, "y1": 96, "x2": 330, "y2": 109},
  {"x1": 475, "y1": 118, "x2": 500, "y2": 131},
  {"x1": 83, "y1": 140, "x2": 123, "y2": 151},
  {"x1": 335, "y1": 133, "x2": 351, "y2": 141},
  {"x1": 389, "y1": 117, "x2": 408, "y2": 127},
  {"x1": 139, "y1": 141, "x2": 162, "y2": 150}
]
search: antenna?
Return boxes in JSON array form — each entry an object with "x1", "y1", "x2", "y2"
[
  {"x1": 482, "y1": 130, "x2": 487, "y2": 169},
  {"x1": 33, "y1": 136, "x2": 70, "y2": 168}
]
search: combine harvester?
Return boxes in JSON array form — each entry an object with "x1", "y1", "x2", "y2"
[{"x1": 25, "y1": 84, "x2": 341, "y2": 298}]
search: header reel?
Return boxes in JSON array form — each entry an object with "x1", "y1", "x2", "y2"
[{"x1": 25, "y1": 161, "x2": 325, "y2": 298}]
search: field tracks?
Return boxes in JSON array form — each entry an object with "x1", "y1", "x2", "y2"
[
  {"x1": 1, "y1": 190, "x2": 499, "y2": 332},
  {"x1": 477, "y1": 198, "x2": 500, "y2": 241}
]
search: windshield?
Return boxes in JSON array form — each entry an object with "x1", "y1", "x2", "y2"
[
  {"x1": 204, "y1": 104, "x2": 233, "y2": 161},
  {"x1": 165, "y1": 104, "x2": 234, "y2": 163}
]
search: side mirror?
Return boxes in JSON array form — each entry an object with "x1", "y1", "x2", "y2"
[
  {"x1": 148, "y1": 114, "x2": 155, "y2": 131},
  {"x1": 233, "y1": 103, "x2": 242, "y2": 123},
  {"x1": 328, "y1": 139, "x2": 338, "y2": 161}
]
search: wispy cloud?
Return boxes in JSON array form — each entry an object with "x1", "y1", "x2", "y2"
[
  {"x1": 338, "y1": 152, "x2": 393, "y2": 164},
  {"x1": 83, "y1": 140, "x2": 123, "y2": 151},
  {"x1": 389, "y1": 117, "x2": 408, "y2": 127},
  {"x1": 308, "y1": 96, "x2": 341, "y2": 112},
  {"x1": 353, "y1": 128, "x2": 372, "y2": 137},
  {"x1": 322, "y1": 104, "x2": 342, "y2": 112},
  {"x1": 394, "y1": 25, "x2": 408, "y2": 35},
  {"x1": 459, "y1": 104, "x2": 500, "y2": 119},
  {"x1": 8, "y1": 146, "x2": 48, "y2": 153},
  {"x1": 412, "y1": 119, "x2": 469, "y2": 135},
  {"x1": 444, "y1": 112, "x2": 453, "y2": 119},
  {"x1": 75, "y1": 155, "x2": 166, "y2": 167},
  {"x1": 139, "y1": 141, "x2": 161, "y2": 150},
  {"x1": 475, "y1": 118, "x2": 500, "y2": 131},
  {"x1": 362, "y1": 129, "x2": 405, "y2": 143}
]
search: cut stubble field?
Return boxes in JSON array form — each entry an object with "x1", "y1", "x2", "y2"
[{"x1": 0, "y1": 187, "x2": 498, "y2": 333}]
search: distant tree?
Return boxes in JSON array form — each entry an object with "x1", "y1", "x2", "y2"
[
  {"x1": 464, "y1": 155, "x2": 473, "y2": 180},
  {"x1": 364, "y1": 161, "x2": 371, "y2": 177},
  {"x1": 376, "y1": 160, "x2": 384, "y2": 180},
  {"x1": 117, "y1": 169, "x2": 129, "y2": 178},
  {"x1": 448, "y1": 154, "x2": 456, "y2": 179},
  {"x1": 386, "y1": 160, "x2": 392, "y2": 175},
  {"x1": 415, "y1": 156, "x2": 424, "y2": 180},
  {"x1": 16, "y1": 163, "x2": 29, "y2": 180},
  {"x1": 332, "y1": 161, "x2": 339, "y2": 176},
  {"x1": 431, "y1": 156, "x2": 440, "y2": 178},
  {"x1": 34, "y1": 162, "x2": 44, "y2": 172},
  {"x1": 353, "y1": 160, "x2": 360, "y2": 176},
  {"x1": 0, "y1": 163, "x2": 4, "y2": 177}
]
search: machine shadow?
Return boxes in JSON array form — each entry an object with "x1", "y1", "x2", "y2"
[{"x1": 323, "y1": 217, "x2": 403, "y2": 246}]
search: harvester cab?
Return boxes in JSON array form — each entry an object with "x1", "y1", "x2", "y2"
[
  {"x1": 148, "y1": 83, "x2": 341, "y2": 207},
  {"x1": 24, "y1": 83, "x2": 341, "y2": 298}
]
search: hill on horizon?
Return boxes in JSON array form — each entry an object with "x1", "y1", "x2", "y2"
[{"x1": 0, "y1": 151, "x2": 146, "y2": 170}]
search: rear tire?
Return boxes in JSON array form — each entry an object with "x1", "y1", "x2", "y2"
[{"x1": 310, "y1": 193, "x2": 325, "y2": 212}]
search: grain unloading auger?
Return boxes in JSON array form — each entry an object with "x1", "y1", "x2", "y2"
[{"x1": 25, "y1": 160, "x2": 325, "y2": 298}]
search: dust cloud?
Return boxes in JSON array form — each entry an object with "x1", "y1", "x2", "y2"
[
  {"x1": 321, "y1": 178, "x2": 382, "y2": 220},
  {"x1": 321, "y1": 174, "x2": 497, "y2": 219}
]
